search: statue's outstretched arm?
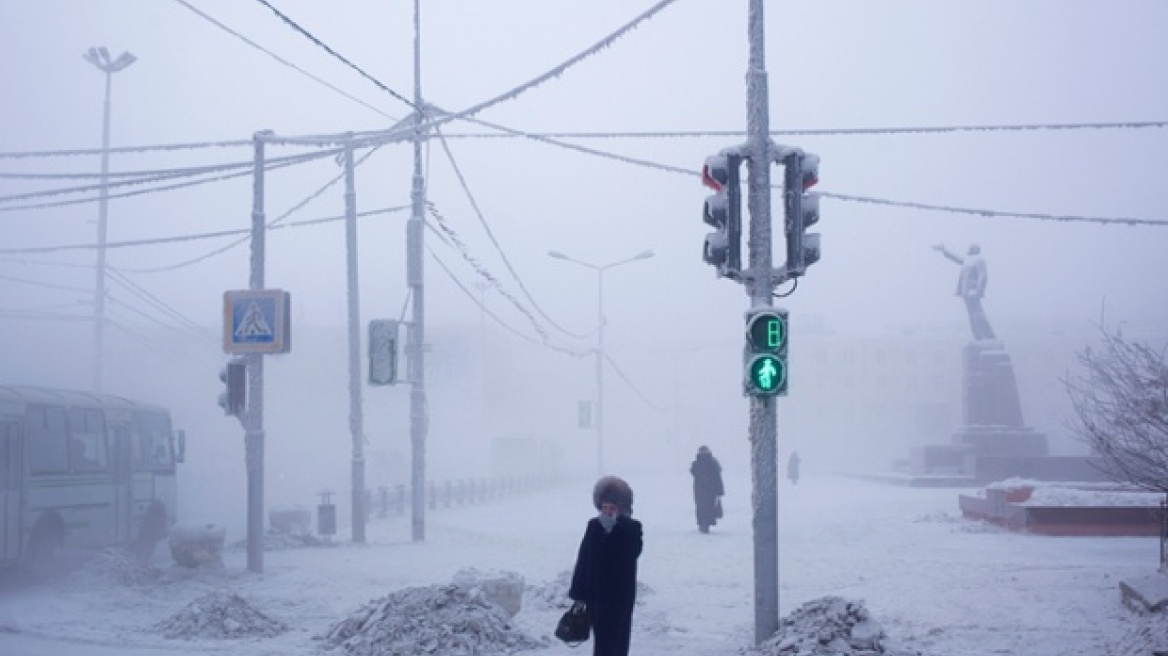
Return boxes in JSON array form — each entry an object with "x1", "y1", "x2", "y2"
[{"x1": 932, "y1": 243, "x2": 962, "y2": 265}]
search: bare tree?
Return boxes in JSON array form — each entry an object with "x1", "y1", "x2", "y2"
[
  {"x1": 1066, "y1": 326, "x2": 1168, "y2": 572},
  {"x1": 1065, "y1": 326, "x2": 1168, "y2": 491}
]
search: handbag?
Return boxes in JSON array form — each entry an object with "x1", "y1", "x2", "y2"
[
  {"x1": 555, "y1": 601, "x2": 590, "y2": 646},
  {"x1": 715, "y1": 498, "x2": 724, "y2": 519}
]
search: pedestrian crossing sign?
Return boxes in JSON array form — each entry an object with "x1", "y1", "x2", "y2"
[{"x1": 223, "y1": 289, "x2": 291, "y2": 354}]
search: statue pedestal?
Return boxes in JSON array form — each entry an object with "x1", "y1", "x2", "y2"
[{"x1": 909, "y1": 340, "x2": 1056, "y2": 479}]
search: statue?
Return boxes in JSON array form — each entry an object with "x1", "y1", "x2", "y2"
[{"x1": 933, "y1": 243, "x2": 996, "y2": 340}]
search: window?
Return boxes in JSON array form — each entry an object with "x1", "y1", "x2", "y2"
[
  {"x1": 136, "y1": 412, "x2": 173, "y2": 470},
  {"x1": 68, "y1": 408, "x2": 108, "y2": 472},
  {"x1": 0, "y1": 424, "x2": 8, "y2": 488},
  {"x1": 27, "y1": 405, "x2": 68, "y2": 474}
]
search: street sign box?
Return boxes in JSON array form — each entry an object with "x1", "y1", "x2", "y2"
[{"x1": 223, "y1": 289, "x2": 291, "y2": 354}]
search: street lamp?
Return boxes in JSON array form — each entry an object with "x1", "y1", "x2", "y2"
[
  {"x1": 83, "y1": 46, "x2": 136, "y2": 392},
  {"x1": 547, "y1": 248, "x2": 655, "y2": 477}
]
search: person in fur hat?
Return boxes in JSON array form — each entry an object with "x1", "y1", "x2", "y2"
[{"x1": 568, "y1": 475, "x2": 643, "y2": 656}]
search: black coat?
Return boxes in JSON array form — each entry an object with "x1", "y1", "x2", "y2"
[
  {"x1": 690, "y1": 452, "x2": 724, "y2": 526},
  {"x1": 568, "y1": 515, "x2": 643, "y2": 656}
]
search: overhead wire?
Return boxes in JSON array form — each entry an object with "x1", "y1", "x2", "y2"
[
  {"x1": 117, "y1": 143, "x2": 388, "y2": 273},
  {"x1": 251, "y1": 0, "x2": 416, "y2": 110},
  {"x1": 0, "y1": 148, "x2": 339, "y2": 181},
  {"x1": 107, "y1": 268, "x2": 218, "y2": 345},
  {"x1": 0, "y1": 149, "x2": 336, "y2": 205},
  {"x1": 0, "y1": 149, "x2": 336, "y2": 213},
  {"x1": 425, "y1": 245, "x2": 582, "y2": 357},
  {"x1": 431, "y1": 125, "x2": 591, "y2": 340},
  {"x1": 435, "y1": 120, "x2": 1168, "y2": 140},
  {"x1": 815, "y1": 191, "x2": 1167, "y2": 227},
  {"x1": 425, "y1": 201, "x2": 589, "y2": 357},
  {"x1": 604, "y1": 352, "x2": 667, "y2": 413},
  {"x1": 171, "y1": 0, "x2": 398, "y2": 122}
]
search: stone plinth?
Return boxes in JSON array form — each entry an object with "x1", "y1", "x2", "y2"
[{"x1": 963, "y1": 341, "x2": 1025, "y2": 428}]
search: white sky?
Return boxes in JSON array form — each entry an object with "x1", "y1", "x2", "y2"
[
  {"x1": 0, "y1": 473, "x2": 1163, "y2": 656},
  {"x1": 1, "y1": 1, "x2": 1165, "y2": 342}
]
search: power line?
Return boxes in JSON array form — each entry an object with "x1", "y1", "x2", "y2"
[
  {"x1": 251, "y1": 0, "x2": 416, "y2": 109},
  {"x1": 0, "y1": 139, "x2": 253, "y2": 160},
  {"x1": 435, "y1": 120, "x2": 1168, "y2": 140},
  {"x1": 0, "y1": 205, "x2": 408, "y2": 256},
  {"x1": 0, "y1": 149, "x2": 334, "y2": 206},
  {"x1": 115, "y1": 144, "x2": 389, "y2": 273},
  {"x1": 432, "y1": 125, "x2": 590, "y2": 340},
  {"x1": 0, "y1": 150, "x2": 334, "y2": 213},
  {"x1": 604, "y1": 352, "x2": 666, "y2": 413},
  {"x1": 426, "y1": 244, "x2": 582, "y2": 357},
  {"x1": 171, "y1": 0, "x2": 398, "y2": 122},
  {"x1": 816, "y1": 191, "x2": 1167, "y2": 227},
  {"x1": 425, "y1": 201, "x2": 590, "y2": 357},
  {"x1": 0, "y1": 148, "x2": 338, "y2": 181}
]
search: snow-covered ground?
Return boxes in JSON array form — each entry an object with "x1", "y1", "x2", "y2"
[{"x1": 0, "y1": 471, "x2": 1163, "y2": 656}]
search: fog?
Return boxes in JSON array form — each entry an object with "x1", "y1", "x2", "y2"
[{"x1": 2, "y1": 1, "x2": 1167, "y2": 538}]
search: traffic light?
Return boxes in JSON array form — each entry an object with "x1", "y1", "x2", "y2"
[
  {"x1": 783, "y1": 151, "x2": 821, "y2": 278},
  {"x1": 218, "y1": 359, "x2": 247, "y2": 417},
  {"x1": 368, "y1": 319, "x2": 399, "y2": 386},
  {"x1": 701, "y1": 154, "x2": 744, "y2": 278},
  {"x1": 743, "y1": 308, "x2": 788, "y2": 397}
]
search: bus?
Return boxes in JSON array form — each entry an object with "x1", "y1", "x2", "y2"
[{"x1": 0, "y1": 385, "x2": 185, "y2": 570}]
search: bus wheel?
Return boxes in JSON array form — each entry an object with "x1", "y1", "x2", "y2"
[
  {"x1": 131, "y1": 504, "x2": 166, "y2": 564},
  {"x1": 24, "y1": 517, "x2": 64, "y2": 579}
]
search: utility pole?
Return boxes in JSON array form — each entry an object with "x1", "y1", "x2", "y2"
[
  {"x1": 83, "y1": 47, "x2": 135, "y2": 392},
  {"x1": 342, "y1": 137, "x2": 367, "y2": 543},
  {"x1": 745, "y1": 0, "x2": 780, "y2": 644},
  {"x1": 407, "y1": 0, "x2": 429, "y2": 542},
  {"x1": 245, "y1": 131, "x2": 269, "y2": 574}
]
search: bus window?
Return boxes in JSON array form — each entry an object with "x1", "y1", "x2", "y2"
[
  {"x1": 68, "y1": 408, "x2": 108, "y2": 472},
  {"x1": 136, "y1": 412, "x2": 173, "y2": 470},
  {"x1": 27, "y1": 405, "x2": 68, "y2": 474},
  {"x1": 0, "y1": 424, "x2": 8, "y2": 487}
]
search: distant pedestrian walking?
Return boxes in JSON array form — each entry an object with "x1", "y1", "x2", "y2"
[
  {"x1": 569, "y1": 476, "x2": 643, "y2": 656},
  {"x1": 787, "y1": 451, "x2": 801, "y2": 485},
  {"x1": 690, "y1": 446, "x2": 724, "y2": 533}
]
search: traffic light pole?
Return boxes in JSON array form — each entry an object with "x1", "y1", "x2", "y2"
[{"x1": 744, "y1": 0, "x2": 780, "y2": 644}]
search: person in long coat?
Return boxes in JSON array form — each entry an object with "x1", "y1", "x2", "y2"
[
  {"x1": 569, "y1": 476, "x2": 643, "y2": 656},
  {"x1": 690, "y1": 446, "x2": 724, "y2": 533}
]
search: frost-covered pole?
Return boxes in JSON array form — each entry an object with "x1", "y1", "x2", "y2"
[
  {"x1": 343, "y1": 136, "x2": 367, "y2": 543},
  {"x1": 745, "y1": 0, "x2": 780, "y2": 644},
  {"x1": 246, "y1": 131, "x2": 268, "y2": 573},
  {"x1": 408, "y1": 0, "x2": 429, "y2": 542}
]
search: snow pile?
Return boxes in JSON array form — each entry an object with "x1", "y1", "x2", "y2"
[
  {"x1": 755, "y1": 597, "x2": 892, "y2": 656},
  {"x1": 452, "y1": 567, "x2": 525, "y2": 618},
  {"x1": 1110, "y1": 610, "x2": 1168, "y2": 656},
  {"x1": 67, "y1": 548, "x2": 163, "y2": 588},
  {"x1": 526, "y1": 569, "x2": 653, "y2": 611},
  {"x1": 153, "y1": 590, "x2": 288, "y2": 640},
  {"x1": 525, "y1": 570, "x2": 574, "y2": 610},
  {"x1": 323, "y1": 583, "x2": 544, "y2": 656}
]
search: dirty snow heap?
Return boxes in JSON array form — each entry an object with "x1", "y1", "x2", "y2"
[
  {"x1": 324, "y1": 583, "x2": 543, "y2": 656},
  {"x1": 153, "y1": 590, "x2": 288, "y2": 640}
]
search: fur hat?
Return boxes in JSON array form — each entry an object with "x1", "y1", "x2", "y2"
[{"x1": 592, "y1": 476, "x2": 634, "y2": 515}]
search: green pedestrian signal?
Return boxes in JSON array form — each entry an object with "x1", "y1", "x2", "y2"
[
  {"x1": 748, "y1": 354, "x2": 785, "y2": 393},
  {"x1": 743, "y1": 308, "x2": 788, "y2": 397}
]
